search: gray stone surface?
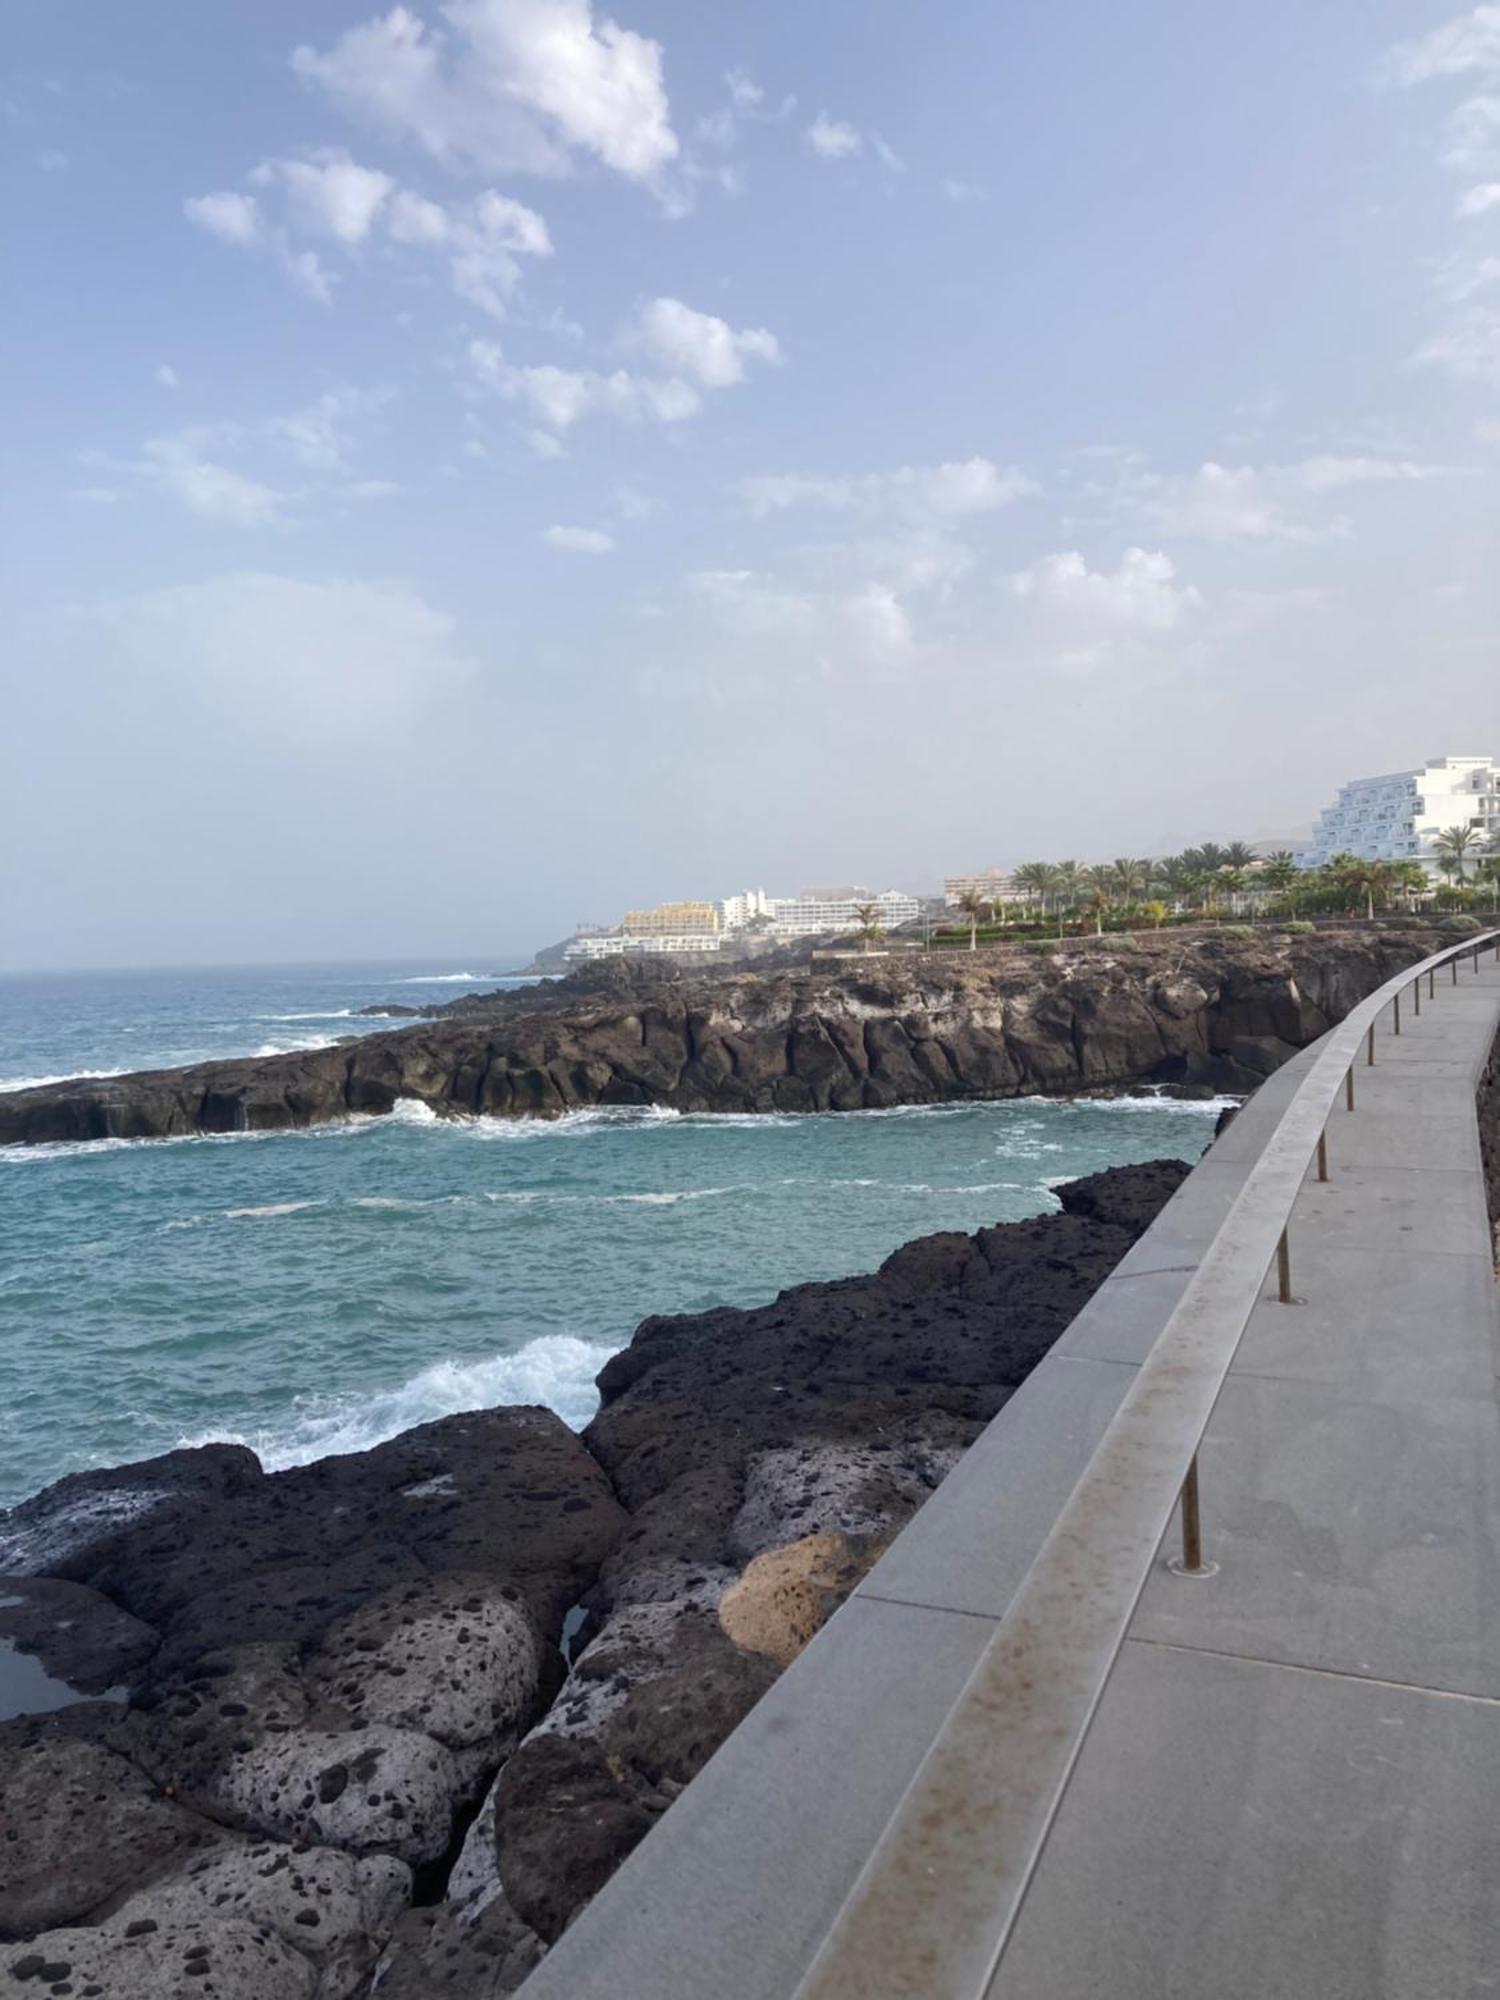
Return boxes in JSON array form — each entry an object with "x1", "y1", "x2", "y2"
[
  {"x1": 854, "y1": 1356, "x2": 1135, "y2": 1619},
  {"x1": 991, "y1": 1640, "x2": 1500, "y2": 2000},
  {"x1": 307, "y1": 1572, "x2": 543, "y2": 1752},
  {"x1": 0, "y1": 1915, "x2": 319, "y2": 2000}
]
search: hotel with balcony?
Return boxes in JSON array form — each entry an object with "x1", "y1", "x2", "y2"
[{"x1": 1296, "y1": 754, "x2": 1499, "y2": 875}]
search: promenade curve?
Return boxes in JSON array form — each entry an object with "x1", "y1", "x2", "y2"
[{"x1": 519, "y1": 933, "x2": 1500, "y2": 2000}]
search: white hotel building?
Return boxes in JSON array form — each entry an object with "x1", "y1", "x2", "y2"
[
  {"x1": 565, "y1": 887, "x2": 925, "y2": 960},
  {"x1": 1297, "y1": 755, "x2": 1499, "y2": 875}
]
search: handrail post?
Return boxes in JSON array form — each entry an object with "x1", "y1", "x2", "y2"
[
  {"x1": 1316, "y1": 1131, "x2": 1329, "y2": 1181},
  {"x1": 1277, "y1": 1228, "x2": 1293, "y2": 1304},
  {"x1": 1345, "y1": 1065, "x2": 1355, "y2": 1111},
  {"x1": 1413, "y1": 976, "x2": 1420, "y2": 1017},
  {"x1": 1366, "y1": 1023, "x2": 1375, "y2": 1065},
  {"x1": 1168, "y1": 1455, "x2": 1218, "y2": 1579},
  {"x1": 1430, "y1": 966, "x2": 1436, "y2": 998},
  {"x1": 1393, "y1": 993, "x2": 1401, "y2": 1035}
]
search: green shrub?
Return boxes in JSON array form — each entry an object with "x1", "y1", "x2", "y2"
[
  {"x1": 1021, "y1": 940, "x2": 1057, "y2": 956},
  {"x1": 1286, "y1": 920, "x2": 1316, "y2": 934},
  {"x1": 1218, "y1": 924, "x2": 1255, "y2": 939},
  {"x1": 1439, "y1": 913, "x2": 1483, "y2": 937}
]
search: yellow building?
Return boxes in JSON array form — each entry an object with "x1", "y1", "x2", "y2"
[{"x1": 622, "y1": 900, "x2": 721, "y2": 936}]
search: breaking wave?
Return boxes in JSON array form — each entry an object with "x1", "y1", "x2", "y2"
[{"x1": 178, "y1": 1334, "x2": 619, "y2": 1464}]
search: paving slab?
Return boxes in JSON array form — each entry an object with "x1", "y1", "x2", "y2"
[
  {"x1": 1287, "y1": 1165, "x2": 1488, "y2": 1258},
  {"x1": 1132, "y1": 1371, "x2": 1500, "y2": 1698},
  {"x1": 991, "y1": 1641, "x2": 1500, "y2": 2000},
  {"x1": 1230, "y1": 1242, "x2": 1498, "y2": 1404}
]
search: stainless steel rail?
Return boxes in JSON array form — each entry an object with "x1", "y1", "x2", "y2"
[{"x1": 792, "y1": 929, "x2": 1500, "y2": 2000}]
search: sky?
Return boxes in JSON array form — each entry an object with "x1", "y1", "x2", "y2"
[{"x1": 2, "y1": 0, "x2": 1498, "y2": 969}]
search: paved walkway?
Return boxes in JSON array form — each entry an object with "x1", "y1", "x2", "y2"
[{"x1": 520, "y1": 956, "x2": 1500, "y2": 2000}]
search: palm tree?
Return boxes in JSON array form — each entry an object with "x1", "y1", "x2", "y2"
[
  {"x1": 1260, "y1": 851, "x2": 1298, "y2": 895},
  {"x1": 1434, "y1": 824, "x2": 1481, "y2": 883},
  {"x1": 1109, "y1": 857, "x2": 1152, "y2": 905},
  {"x1": 853, "y1": 902, "x2": 883, "y2": 952},
  {"x1": 1011, "y1": 862, "x2": 1052, "y2": 919},
  {"x1": 1388, "y1": 860, "x2": 1429, "y2": 911},
  {"x1": 955, "y1": 890, "x2": 989, "y2": 952},
  {"x1": 1476, "y1": 848, "x2": 1500, "y2": 913},
  {"x1": 1223, "y1": 841, "x2": 1258, "y2": 869},
  {"x1": 1083, "y1": 866, "x2": 1115, "y2": 936}
]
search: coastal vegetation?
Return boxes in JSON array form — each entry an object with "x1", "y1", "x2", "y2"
[{"x1": 932, "y1": 839, "x2": 1500, "y2": 947}]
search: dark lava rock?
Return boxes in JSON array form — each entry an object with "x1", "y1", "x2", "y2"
[
  {"x1": 0, "y1": 1578, "x2": 158, "y2": 1697},
  {"x1": 0, "y1": 931, "x2": 1440, "y2": 1147},
  {"x1": 485, "y1": 1156, "x2": 1194, "y2": 1946}
]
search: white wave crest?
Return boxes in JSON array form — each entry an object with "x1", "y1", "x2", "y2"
[
  {"x1": 260, "y1": 1009, "x2": 354, "y2": 1022},
  {"x1": 0, "y1": 1068, "x2": 128, "y2": 1094},
  {"x1": 394, "y1": 972, "x2": 492, "y2": 984},
  {"x1": 223, "y1": 1201, "x2": 319, "y2": 1220},
  {"x1": 387, "y1": 1097, "x2": 441, "y2": 1125},
  {"x1": 252, "y1": 1034, "x2": 341, "y2": 1058},
  {"x1": 179, "y1": 1334, "x2": 618, "y2": 1465}
]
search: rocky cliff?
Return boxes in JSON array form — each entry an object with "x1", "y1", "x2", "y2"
[
  {"x1": 0, "y1": 930, "x2": 1442, "y2": 1147},
  {"x1": 0, "y1": 1159, "x2": 1188, "y2": 1998}
]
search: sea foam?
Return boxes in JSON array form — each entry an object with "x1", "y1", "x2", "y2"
[{"x1": 178, "y1": 1334, "x2": 618, "y2": 1465}]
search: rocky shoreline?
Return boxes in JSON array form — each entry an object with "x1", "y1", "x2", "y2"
[
  {"x1": 0, "y1": 1157, "x2": 1192, "y2": 1998},
  {"x1": 0, "y1": 929, "x2": 1447, "y2": 1148}
]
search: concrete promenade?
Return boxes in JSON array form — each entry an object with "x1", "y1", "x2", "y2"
[{"x1": 520, "y1": 951, "x2": 1500, "y2": 2000}]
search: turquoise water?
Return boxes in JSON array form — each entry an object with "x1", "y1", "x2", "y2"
[{"x1": 0, "y1": 964, "x2": 1231, "y2": 1509}]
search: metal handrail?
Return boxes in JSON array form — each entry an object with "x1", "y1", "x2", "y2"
[{"x1": 792, "y1": 929, "x2": 1500, "y2": 2000}]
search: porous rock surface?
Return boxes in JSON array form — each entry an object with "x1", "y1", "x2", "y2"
[
  {"x1": 0, "y1": 930, "x2": 1438, "y2": 1145},
  {"x1": 1, "y1": 1409, "x2": 624, "y2": 1997},
  {"x1": 1, "y1": 1156, "x2": 1197, "y2": 1991}
]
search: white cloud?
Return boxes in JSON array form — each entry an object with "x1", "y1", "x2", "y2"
[
  {"x1": 184, "y1": 159, "x2": 550, "y2": 319},
  {"x1": 36, "y1": 148, "x2": 68, "y2": 172},
  {"x1": 250, "y1": 149, "x2": 394, "y2": 241},
  {"x1": 1415, "y1": 303, "x2": 1500, "y2": 381},
  {"x1": 942, "y1": 177, "x2": 985, "y2": 203},
  {"x1": 1133, "y1": 461, "x2": 1319, "y2": 541},
  {"x1": 682, "y1": 567, "x2": 919, "y2": 682},
  {"x1": 726, "y1": 68, "x2": 763, "y2": 110},
  {"x1": 136, "y1": 431, "x2": 287, "y2": 524},
  {"x1": 184, "y1": 190, "x2": 262, "y2": 245},
  {"x1": 1458, "y1": 179, "x2": 1500, "y2": 214},
  {"x1": 739, "y1": 457, "x2": 1034, "y2": 518},
  {"x1": 1293, "y1": 454, "x2": 1450, "y2": 491},
  {"x1": 291, "y1": 0, "x2": 679, "y2": 189},
  {"x1": 442, "y1": 188, "x2": 553, "y2": 317},
  {"x1": 542, "y1": 524, "x2": 614, "y2": 551},
  {"x1": 154, "y1": 364, "x2": 180, "y2": 390},
  {"x1": 386, "y1": 189, "x2": 452, "y2": 243},
  {"x1": 1381, "y1": 8, "x2": 1500, "y2": 87},
  {"x1": 1445, "y1": 93, "x2": 1500, "y2": 169},
  {"x1": 840, "y1": 583, "x2": 913, "y2": 672},
  {"x1": 1009, "y1": 548, "x2": 1202, "y2": 674},
  {"x1": 806, "y1": 112, "x2": 861, "y2": 160},
  {"x1": 72, "y1": 574, "x2": 474, "y2": 747},
  {"x1": 468, "y1": 338, "x2": 702, "y2": 430},
  {"x1": 281, "y1": 245, "x2": 338, "y2": 304},
  {"x1": 625, "y1": 296, "x2": 780, "y2": 387},
  {"x1": 265, "y1": 388, "x2": 386, "y2": 471}
]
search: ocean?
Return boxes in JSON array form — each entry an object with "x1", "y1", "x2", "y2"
[{"x1": 0, "y1": 961, "x2": 1234, "y2": 1509}]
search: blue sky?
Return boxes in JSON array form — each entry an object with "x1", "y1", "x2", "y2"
[{"x1": 3, "y1": 1, "x2": 1497, "y2": 967}]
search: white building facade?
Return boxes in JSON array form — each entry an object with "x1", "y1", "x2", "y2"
[
  {"x1": 766, "y1": 890, "x2": 923, "y2": 937},
  {"x1": 1297, "y1": 755, "x2": 1499, "y2": 874},
  {"x1": 562, "y1": 931, "x2": 725, "y2": 963}
]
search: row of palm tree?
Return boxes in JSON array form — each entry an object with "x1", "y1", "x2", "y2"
[{"x1": 945, "y1": 830, "x2": 1500, "y2": 946}]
